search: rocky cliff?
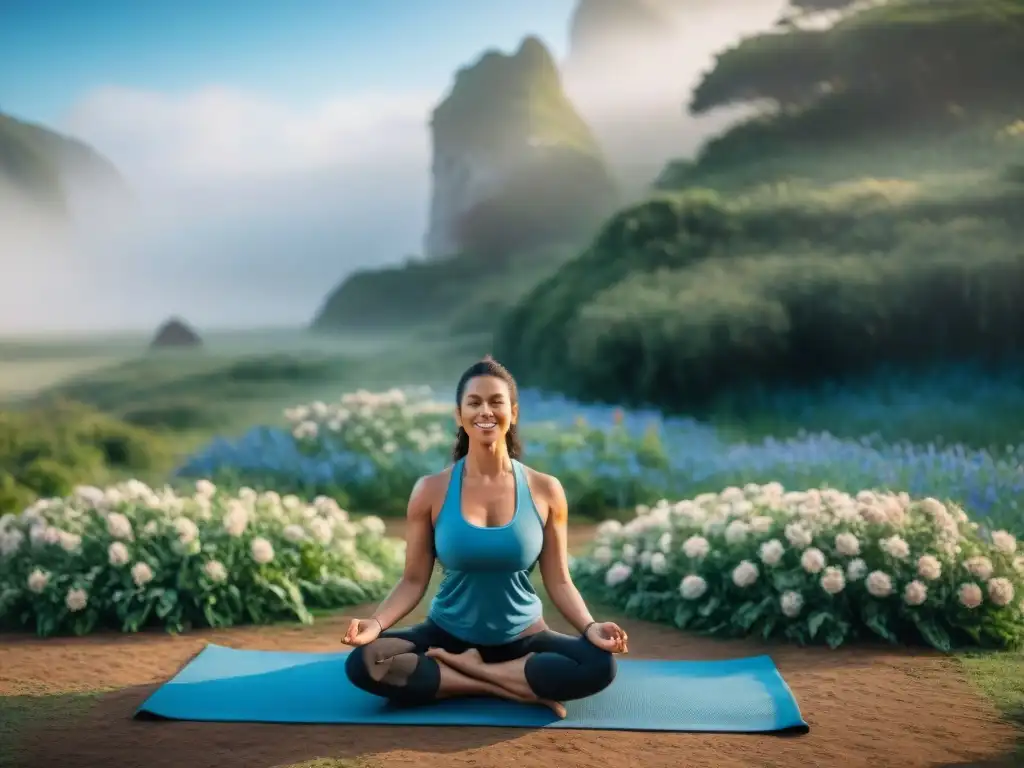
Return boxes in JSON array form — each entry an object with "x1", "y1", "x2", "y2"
[{"x1": 423, "y1": 35, "x2": 615, "y2": 259}]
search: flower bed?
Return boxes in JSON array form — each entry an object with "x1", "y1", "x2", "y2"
[
  {"x1": 571, "y1": 484, "x2": 1024, "y2": 650},
  {"x1": 0, "y1": 480, "x2": 402, "y2": 637},
  {"x1": 175, "y1": 387, "x2": 1024, "y2": 527}
]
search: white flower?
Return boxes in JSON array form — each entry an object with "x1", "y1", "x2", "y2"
[
  {"x1": 360, "y1": 515, "x2": 387, "y2": 536},
  {"x1": 203, "y1": 560, "x2": 228, "y2": 583},
  {"x1": 958, "y1": 582, "x2": 983, "y2": 609},
  {"x1": 106, "y1": 512, "x2": 133, "y2": 540},
  {"x1": 866, "y1": 570, "x2": 893, "y2": 598},
  {"x1": 0, "y1": 528, "x2": 24, "y2": 556},
  {"x1": 639, "y1": 550, "x2": 652, "y2": 569},
  {"x1": 780, "y1": 590, "x2": 803, "y2": 618},
  {"x1": 292, "y1": 420, "x2": 319, "y2": 440},
  {"x1": 251, "y1": 537, "x2": 275, "y2": 565},
  {"x1": 309, "y1": 518, "x2": 333, "y2": 545},
  {"x1": 682, "y1": 535, "x2": 710, "y2": 560},
  {"x1": 919, "y1": 497, "x2": 948, "y2": 517},
  {"x1": 846, "y1": 558, "x2": 868, "y2": 581},
  {"x1": 27, "y1": 568, "x2": 49, "y2": 594},
  {"x1": 650, "y1": 552, "x2": 668, "y2": 574},
  {"x1": 593, "y1": 545, "x2": 613, "y2": 566},
  {"x1": 679, "y1": 574, "x2": 707, "y2": 600},
  {"x1": 58, "y1": 531, "x2": 82, "y2": 553},
  {"x1": 800, "y1": 547, "x2": 826, "y2": 574},
  {"x1": 174, "y1": 517, "x2": 199, "y2": 545},
  {"x1": 750, "y1": 515, "x2": 774, "y2": 535},
  {"x1": 758, "y1": 539, "x2": 785, "y2": 566},
  {"x1": 732, "y1": 560, "x2": 759, "y2": 588},
  {"x1": 596, "y1": 520, "x2": 622, "y2": 540},
  {"x1": 834, "y1": 532, "x2": 860, "y2": 557},
  {"x1": 991, "y1": 530, "x2": 1017, "y2": 555},
  {"x1": 724, "y1": 520, "x2": 750, "y2": 545},
  {"x1": 336, "y1": 538, "x2": 357, "y2": 557},
  {"x1": 987, "y1": 577, "x2": 1015, "y2": 607},
  {"x1": 784, "y1": 523, "x2": 812, "y2": 550},
  {"x1": 195, "y1": 479, "x2": 216, "y2": 497},
  {"x1": 283, "y1": 524, "x2": 306, "y2": 543},
  {"x1": 903, "y1": 580, "x2": 928, "y2": 606},
  {"x1": 820, "y1": 566, "x2": 845, "y2": 595},
  {"x1": 108, "y1": 542, "x2": 130, "y2": 567},
  {"x1": 605, "y1": 562, "x2": 633, "y2": 587},
  {"x1": 223, "y1": 505, "x2": 249, "y2": 537},
  {"x1": 916, "y1": 555, "x2": 942, "y2": 581},
  {"x1": 355, "y1": 560, "x2": 384, "y2": 583},
  {"x1": 622, "y1": 543, "x2": 638, "y2": 565},
  {"x1": 657, "y1": 532, "x2": 672, "y2": 552},
  {"x1": 1014, "y1": 555, "x2": 1024, "y2": 575},
  {"x1": 965, "y1": 556, "x2": 994, "y2": 580},
  {"x1": 65, "y1": 588, "x2": 89, "y2": 613},
  {"x1": 880, "y1": 535, "x2": 910, "y2": 560},
  {"x1": 131, "y1": 562, "x2": 154, "y2": 588}
]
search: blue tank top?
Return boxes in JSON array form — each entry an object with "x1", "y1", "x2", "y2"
[{"x1": 428, "y1": 458, "x2": 545, "y2": 645}]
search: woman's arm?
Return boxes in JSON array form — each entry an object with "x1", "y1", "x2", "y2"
[
  {"x1": 536, "y1": 473, "x2": 596, "y2": 634},
  {"x1": 367, "y1": 475, "x2": 438, "y2": 630}
]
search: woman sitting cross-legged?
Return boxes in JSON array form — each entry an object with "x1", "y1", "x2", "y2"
[{"x1": 342, "y1": 356, "x2": 628, "y2": 717}]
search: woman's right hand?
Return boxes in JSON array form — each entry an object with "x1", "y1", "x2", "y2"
[{"x1": 342, "y1": 617, "x2": 382, "y2": 646}]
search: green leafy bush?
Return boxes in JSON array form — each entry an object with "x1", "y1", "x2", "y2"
[
  {"x1": 495, "y1": 186, "x2": 1024, "y2": 412},
  {"x1": 0, "y1": 402, "x2": 170, "y2": 515},
  {"x1": 571, "y1": 485, "x2": 1024, "y2": 650},
  {"x1": 0, "y1": 480, "x2": 403, "y2": 636}
]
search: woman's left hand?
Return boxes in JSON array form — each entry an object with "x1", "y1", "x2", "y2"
[{"x1": 585, "y1": 621, "x2": 629, "y2": 654}]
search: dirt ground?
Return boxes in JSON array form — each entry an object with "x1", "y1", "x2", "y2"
[{"x1": 1, "y1": 522, "x2": 1020, "y2": 768}]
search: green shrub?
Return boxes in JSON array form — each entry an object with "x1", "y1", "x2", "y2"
[
  {"x1": 0, "y1": 402, "x2": 170, "y2": 515},
  {"x1": 495, "y1": 186, "x2": 1024, "y2": 412}
]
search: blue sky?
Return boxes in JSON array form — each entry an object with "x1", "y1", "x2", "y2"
[{"x1": 1, "y1": 0, "x2": 574, "y2": 125}]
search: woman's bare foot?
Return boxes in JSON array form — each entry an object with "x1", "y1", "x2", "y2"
[{"x1": 426, "y1": 648, "x2": 567, "y2": 718}]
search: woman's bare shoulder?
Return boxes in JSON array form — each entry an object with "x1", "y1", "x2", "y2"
[
  {"x1": 407, "y1": 466, "x2": 455, "y2": 520},
  {"x1": 521, "y1": 464, "x2": 566, "y2": 502}
]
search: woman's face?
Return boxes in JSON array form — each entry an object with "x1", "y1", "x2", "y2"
[{"x1": 457, "y1": 375, "x2": 517, "y2": 449}]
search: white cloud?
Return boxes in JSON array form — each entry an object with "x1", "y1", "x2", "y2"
[
  {"x1": 63, "y1": 84, "x2": 436, "y2": 189},
  {"x1": 0, "y1": 85, "x2": 438, "y2": 335}
]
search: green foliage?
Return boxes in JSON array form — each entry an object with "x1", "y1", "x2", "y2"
[
  {"x1": 495, "y1": 183, "x2": 1024, "y2": 412},
  {"x1": 0, "y1": 483, "x2": 402, "y2": 636},
  {"x1": 311, "y1": 245, "x2": 577, "y2": 333},
  {"x1": 692, "y1": 0, "x2": 1024, "y2": 117},
  {"x1": 33, "y1": 352, "x2": 354, "y2": 434},
  {"x1": 572, "y1": 486, "x2": 1024, "y2": 651},
  {"x1": 0, "y1": 402, "x2": 170, "y2": 515}
]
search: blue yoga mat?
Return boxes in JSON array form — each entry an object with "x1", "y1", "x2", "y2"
[{"x1": 135, "y1": 643, "x2": 808, "y2": 733}]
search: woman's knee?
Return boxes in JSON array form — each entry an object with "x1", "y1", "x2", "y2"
[
  {"x1": 344, "y1": 643, "x2": 383, "y2": 692},
  {"x1": 586, "y1": 648, "x2": 617, "y2": 693}
]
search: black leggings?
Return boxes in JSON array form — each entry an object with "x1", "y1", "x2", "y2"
[{"x1": 344, "y1": 619, "x2": 616, "y2": 706}]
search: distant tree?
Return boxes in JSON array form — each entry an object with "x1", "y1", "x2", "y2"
[{"x1": 692, "y1": 0, "x2": 1024, "y2": 117}]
